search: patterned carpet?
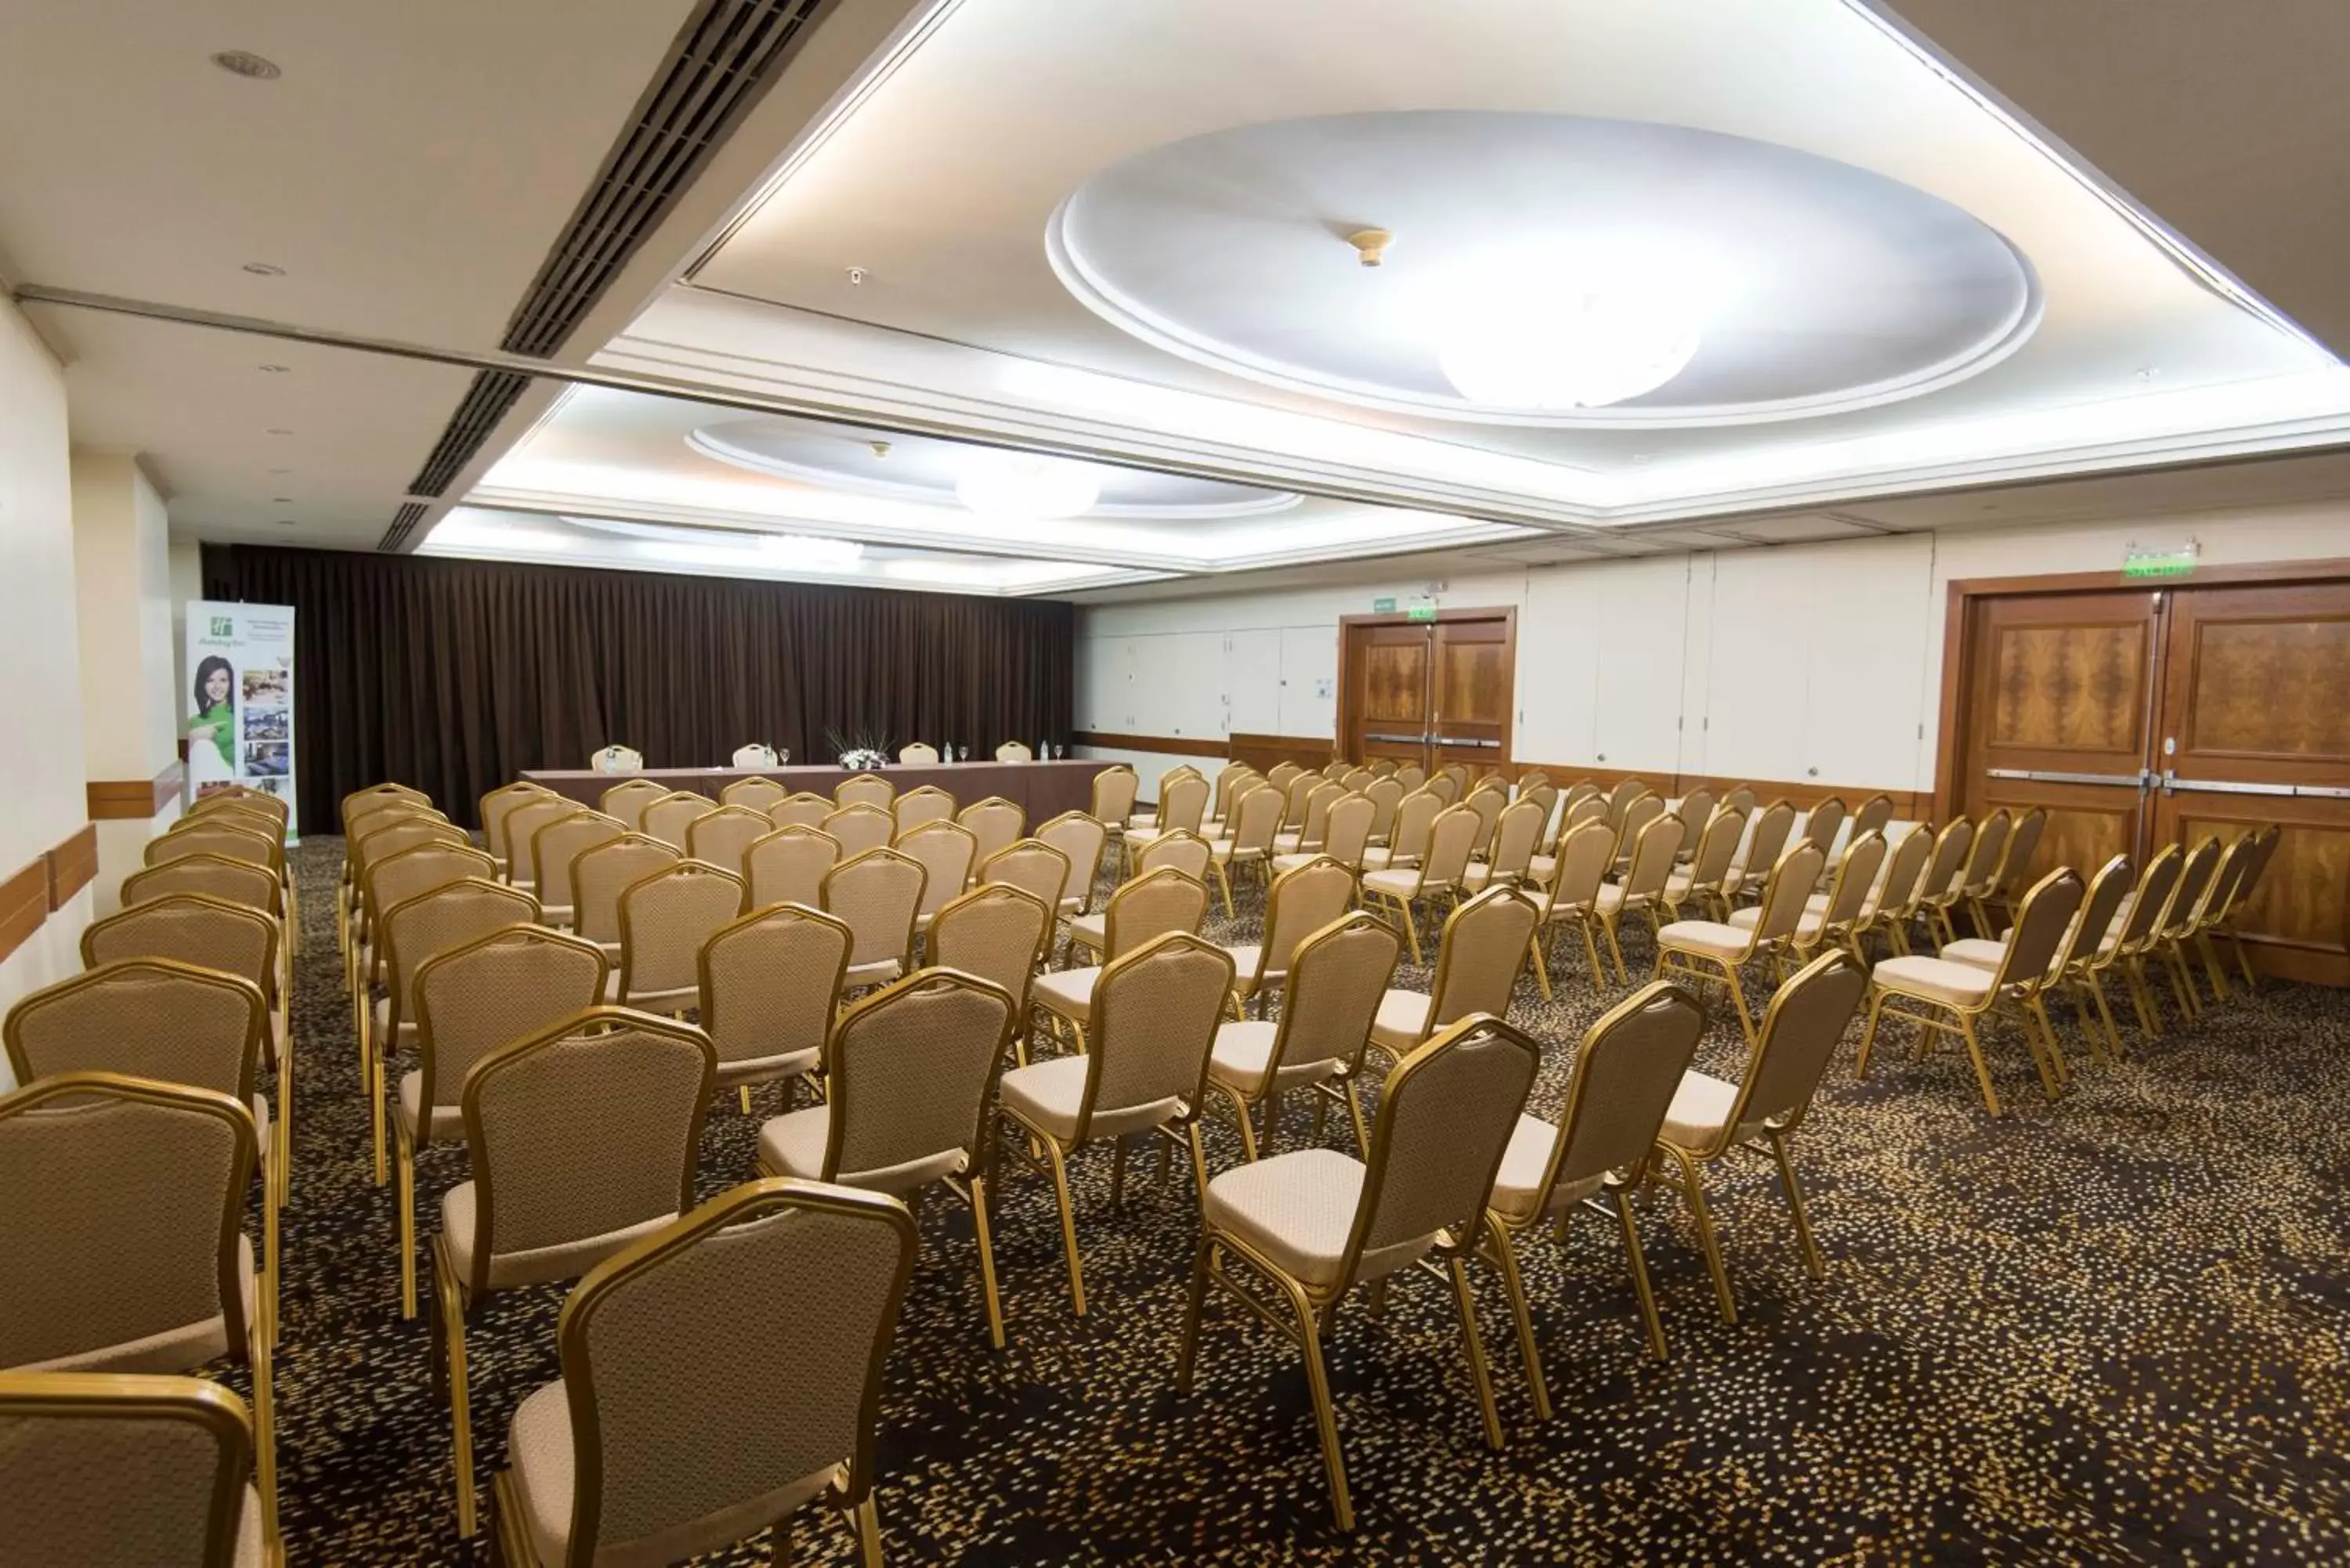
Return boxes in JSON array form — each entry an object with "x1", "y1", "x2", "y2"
[{"x1": 256, "y1": 840, "x2": 2350, "y2": 1565}]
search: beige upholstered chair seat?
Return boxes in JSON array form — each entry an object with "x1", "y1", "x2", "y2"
[
  {"x1": 1123, "y1": 827, "x2": 1175, "y2": 854},
  {"x1": 1358, "y1": 846, "x2": 1418, "y2": 873},
  {"x1": 507, "y1": 1379, "x2": 843, "y2": 1568},
  {"x1": 1488, "y1": 1115, "x2": 1607, "y2": 1223},
  {"x1": 604, "y1": 974, "x2": 698, "y2": 1014},
  {"x1": 397, "y1": 1071, "x2": 465, "y2": 1142},
  {"x1": 1065, "y1": 912, "x2": 1108, "y2": 952},
  {"x1": 1126, "y1": 812, "x2": 1159, "y2": 831},
  {"x1": 368, "y1": 996, "x2": 418, "y2": 1051},
  {"x1": 1271, "y1": 832, "x2": 1313, "y2": 855},
  {"x1": 1459, "y1": 862, "x2": 1504, "y2": 893},
  {"x1": 1058, "y1": 893, "x2": 1085, "y2": 916},
  {"x1": 1801, "y1": 889, "x2": 1882, "y2": 921},
  {"x1": 1594, "y1": 883, "x2": 1633, "y2": 913},
  {"x1": 1206, "y1": 837, "x2": 1263, "y2": 865},
  {"x1": 1658, "y1": 1069, "x2": 1746, "y2": 1148},
  {"x1": 1267, "y1": 851, "x2": 1328, "y2": 875},
  {"x1": 1527, "y1": 852, "x2": 1557, "y2": 883},
  {"x1": 1207, "y1": 1020, "x2": 1343, "y2": 1094},
  {"x1": 1360, "y1": 868, "x2": 1422, "y2": 901},
  {"x1": 1217, "y1": 944, "x2": 1287, "y2": 996},
  {"x1": 1200, "y1": 1147, "x2": 1430, "y2": 1288},
  {"x1": 1032, "y1": 965, "x2": 1101, "y2": 1022},
  {"x1": 1940, "y1": 937, "x2": 2009, "y2": 970},
  {"x1": 1654, "y1": 919, "x2": 1751, "y2": 960},
  {"x1": 844, "y1": 958, "x2": 903, "y2": 988},
  {"x1": 754, "y1": 1106, "x2": 967, "y2": 1194},
  {"x1": 439, "y1": 1182, "x2": 678, "y2": 1292},
  {"x1": 1726, "y1": 905, "x2": 1826, "y2": 941},
  {"x1": 997, "y1": 1054, "x2": 1183, "y2": 1142},
  {"x1": 15, "y1": 1234, "x2": 257, "y2": 1374},
  {"x1": 1368, "y1": 989, "x2": 1433, "y2": 1052},
  {"x1": 1870, "y1": 955, "x2": 1997, "y2": 1007},
  {"x1": 1663, "y1": 867, "x2": 1696, "y2": 900},
  {"x1": 714, "y1": 1045, "x2": 820, "y2": 1089}
]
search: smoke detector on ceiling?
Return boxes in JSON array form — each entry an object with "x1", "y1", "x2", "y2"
[{"x1": 211, "y1": 50, "x2": 281, "y2": 80}]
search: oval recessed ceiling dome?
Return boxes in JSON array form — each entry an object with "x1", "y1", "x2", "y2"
[
  {"x1": 1047, "y1": 111, "x2": 2041, "y2": 427},
  {"x1": 689, "y1": 417, "x2": 1301, "y2": 518}
]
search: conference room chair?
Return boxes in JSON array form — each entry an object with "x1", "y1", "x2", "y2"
[
  {"x1": 1603, "y1": 777, "x2": 1649, "y2": 831},
  {"x1": 959, "y1": 796, "x2": 1027, "y2": 869},
  {"x1": 1950, "y1": 808, "x2": 2012, "y2": 937},
  {"x1": 1977, "y1": 805, "x2": 2048, "y2": 934},
  {"x1": 1486, "y1": 982, "x2": 1707, "y2": 1378},
  {"x1": 396, "y1": 926, "x2": 609, "y2": 1320},
  {"x1": 1594, "y1": 811, "x2": 1689, "y2": 982},
  {"x1": 589, "y1": 743, "x2": 645, "y2": 773},
  {"x1": 1853, "y1": 823, "x2": 1939, "y2": 956},
  {"x1": 1271, "y1": 768, "x2": 1318, "y2": 837},
  {"x1": 931, "y1": 885, "x2": 1056, "y2": 1050},
  {"x1": 768, "y1": 789, "x2": 835, "y2": 829},
  {"x1": 151, "y1": 818, "x2": 291, "y2": 927},
  {"x1": 1124, "y1": 771, "x2": 1210, "y2": 870},
  {"x1": 719, "y1": 774, "x2": 790, "y2": 814},
  {"x1": 1340, "y1": 765, "x2": 1375, "y2": 793},
  {"x1": 1368, "y1": 757, "x2": 1401, "y2": 780},
  {"x1": 732, "y1": 742, "x2": 781, "y2": 768},
  {"x1": 1130, "y1": 764, "x2": 1202, "y2": 832},
  {"x1": 0, "y1": 1074, "x2": 276, "y2": 1540},
  {"x1": 1908, "y1": 816, "x2": 1978, "y2": 948},
  {"x1": 899, "y1": 741, "x2": 942, "y2": 763},
  {"x1": 1528, "y1": 793, "x2": 1611, "y2": 886},
  {"x1": 1521, "y1": 782, "x2": 1561, "y2": 849},
  {"x1": 822, "y1": 846, "x2": 928, "y2": 993},
  {"x1": 2178, "y1": 833, "x2": 2258, "y2": 1005},
  {"x1": 1267, "y1": 761, "x2": 1303, "y2": 791},
  {"x1": 1040, "y1": 866, "x2": 1212, "y2": 1042},
  {"x1": 350, "y1": 811, "x2": 470, "y2": 946},
  {"x1": 757, "y1": 970, "x2": 1017, "y2": 1348},
  {"x1": 1800, "y1": 797, "x2": 1848, "y2": 866},
  {"x1": 1856, "y1": 867, "x2": 2084, "y2": 1115},
  {"x1": 347, "y1": 780, "x2": 432, "y2": 821},
  {"x1": 1528, "y1": 819, "x2": 1618, "y2": 1002},
  {"x1": 1719, "y1": 800, "x2": 1799, "y2": 909},
  {"x1": 566, "y1": 833, "x2": 680, "y2": 967},
  {"x1": 1124, "y1": 829, "x2": 1213, "y2": 892},
  {"x1": 1288, "y1": 792, "x2": 1376, "y2": 882},
  {"x1": 598, "y1": 775, "x2": 670, "y2": 829},
  {"x1": 432, "y1": 1007, "x2": 714, "y2": 1538},
  {"x1": 190, "y1": 795, "x2": 286, "y2": 851},
  {"x1": 1032, "y1": 811, "x2": 1104, "y2": 912},
  {"x1": 342, "y1": 790, "x2": 442, "y2": 944},
  {"x1": 370, "y1": 878, "x2": 542, "y2": 1183},
  {"x1": 1438, "y1": 761, "x2": 1473, "y2": 798},
  {"x1": 1223, "y1": 856, "x2": 1357, "y2": 1019},
  {"x1": 823, "y1": 802, "x2": 896, "y2": 859},
  {"x1": 1674, "y1": 788, "x2": 1718, "y2": 851},
  {"x1": 684, "y1": 803, "x2": 773, "y2": 878},
  {"x1": 1206, "y1": 783, "x2": 1284, "y2": 916},
  {"x1": 1202, "y1": 762, "x2": 1257, "y2": 835},
  {"x1": 504, "y1": 798, "x2": 588, "y2": 901},
  {"x1": 2148, "y1": 836, "x2": 2224, "y2": 1021},
  {"x1": 1000, "y1": 934, "x2": 1233, "y2": 1316},
  {"x1": 2204, "y1": 826, "x2": 2282, "y2": 995},
  {"x1": 1089, "y1": 765, "x2": 1138, "y2": 836},
  {"x1": 616, "y1": 860, "x2": 747, "y2": 1016},
  {"x1": 5, "y1": 959, "x2": 281, "y2": 1338},
  {"x1": 1461, "y1": 784, "x2": 1509, "y2": 861},
  {"x1": 996, "y1": 741, "x2": 1035, "y2": 761},
  {"x1": 204, "y1": 780, "x2": 293, "y2": 820},
  {"x1": 1717, "y1": 785, "x2": 1756, "y2": 816},
  {"x1": 639, "y1": 790, "x2": 718, "y2": 852},
  {"x1": 354, "y1": 842, "x2": 497, "y2": 1039},
  {"x1": 1319, "y1": 760, "x2": 1350, "y2": 782},
  {"x1": 1367, "y1": 886, "x2": 1540, "y2": 1070},
  {"x1": 1850, "y1": 792, "x2": 1895, "y2": 843},
  {"x1": 835, "y1": 771, "x2": 895, "y2": 811},
  {"x1": 893, "y1": 783, "x2": 956, "y2": 835},
  {"x1": 0, "y1": 1371, "x2": 281, "y2": 1568},
  {"x1": 1424, "y1": 771, "x2": 1460, "y2": 805},
  {"x1": 122, "y1": 848, "x2": 281, "y2": 916},
  {"x1": 700, "y1": 903, "x2": 850, "y2": 1115},
  {"x1": 982, "y1": 838, "x2": 1076, "y2": 931},
  {"x1": 1393, "y1": 763, "x2": 1427, "y2": 793},
  {"x1": 2095, "y1": 844, "x2": 2186, "y2": 1041},
  {"x1": 479, "y1": 781, "x2": 557, "y2": 880},
  {"x1": 1610, "y1": 793, "x2": 1666, "y2": 875},
  {"x1": 1651, "y1": 952, "x2": 1867, "y2": 1326},
  {"x1": 491, "y1": 1183, "x2": 915, "y2": 1568},
  {"x1": 1207, "y1": 910, "x2": 1400, "y2": 1162},
  {"x1": 1726, "y1": 829, "x2": 1889, "y2": 966},
  {"x1": 1943, "y1": 851, "x2": 2135, "y2": 1064},
  {"x1": 900, "y1": 820, "x2": 979, "y2": 939},
  {"x1": 1273, "y1": 775, "x2": 1334, "y2": 853},
  {"x1": 1360, "y1": 775, "x2": 1407, "y2": 847},
  {"x1": 1179, "y1": 1014, "x2": 1540, "y2": 1530},
  {"x1": 1655, "y1": 842, "x2": 1829, "y2": 1047},
  {"x1": 1462, "y1": 795, "x2": 1545, "y2": 894},
  {"x1": 1661, "y1": 806, "x2": 1746, "y2": 923},
  {"x1": 526, "y1": 809, "x2": 625, "y2": 929},
  {"x1": 1361, "y1": 801, "x2": 1478, "y2": 963}
]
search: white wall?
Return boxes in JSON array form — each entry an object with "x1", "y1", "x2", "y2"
[
  {"x1": 1076, "y1": 504, "x2": 2346, "y2": 793},
  {"x1": 0, "y1": 297, "x2": 92, "y2": 1078}
]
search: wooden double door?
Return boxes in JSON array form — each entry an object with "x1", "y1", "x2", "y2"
[
  {"x1": 1340, "y1": 610, "x2": 1516, "y2": 777},
  {"x1": 1951, "y1": 576, "x2": 2350, "y2": 984}
]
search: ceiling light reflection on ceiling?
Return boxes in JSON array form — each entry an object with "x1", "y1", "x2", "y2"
[
  {"x1": 1434, "y1": 251, "x2": 1703, "y2": 410},
  {"x1": 752, "y1": 532, "x2": 864, "y2": 567},
  {"x1": 953, "y1": 451, "x2": 1101, "y2": 519}
]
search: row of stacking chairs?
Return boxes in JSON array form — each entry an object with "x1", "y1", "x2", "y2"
[{"x1": 2, "y1": 783, "x2": 297, "y2": 1563}]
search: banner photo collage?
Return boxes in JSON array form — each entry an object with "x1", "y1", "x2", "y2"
[{"x1": 185, "y1": 598, "x2": 298, "y2": 841}]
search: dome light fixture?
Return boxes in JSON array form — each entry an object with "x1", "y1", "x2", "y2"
[
  {"x1": 953, "y1": 451, "x2": 1101, "y2": 520},
  {"x1": 1434, "y1": 249, "x2": 1702, "y2": 410}
]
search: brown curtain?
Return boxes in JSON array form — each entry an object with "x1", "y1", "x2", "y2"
[{"x1": 201, "y1": 545, "x2": 1074, "y2": 831}]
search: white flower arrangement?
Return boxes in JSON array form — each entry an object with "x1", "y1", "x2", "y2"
[{"x1": 837, "y1": 747, "x2": 889, "y2": 771}]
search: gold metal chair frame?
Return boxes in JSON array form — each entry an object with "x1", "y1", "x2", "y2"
[
  {"x1": 1654, "y1": 841, "x2": 1828, "y2": 1048},
  {"x1": 1210, "y1": 910, "x2": 1401, "y2": 1164}
]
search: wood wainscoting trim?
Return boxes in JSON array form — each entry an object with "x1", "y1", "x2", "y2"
[
  {"x1": 86, "y1": 761, "x2": 186, "y2": 820},
  {"x1": 1071, "y1": 731, "x2": 1232, "y2": 760},
  {"x1": 0, "y1": 857, "x2": 47, "y2": 966},
  {"x1": 1230, "y1": 732, "x2": 1340, "y2": 773},
  {"x1": 46, "y1": 823, "x2": 99, "y2": 911}
]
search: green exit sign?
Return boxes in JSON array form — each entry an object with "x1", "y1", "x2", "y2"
[
  {"x1": 1372, "y1": 596, "x2": 1397, "y2": 613},
  {"x1": 1407, "y1": 605, "x2": 1439, "y2": 621},
  {"x1": 2123, "y1": 543, "x2": 2199, "y2": 579}
]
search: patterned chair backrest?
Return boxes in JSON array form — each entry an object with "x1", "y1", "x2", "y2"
[
  {"x1": 980, "y1": 839, "x2": 1072, "y2": 916},
  {"x1": 1255, "y1": 858, "x2": 1359, "y2": 979},
  {"x1": 81, "y1": 894, "x2": 278, "y2": 1005},
  {"x1": 821, "y1": 848, "x2": 928, "y2": 970},
  {"x1": 1256, "y1": 914, "x2": 1401, "y2": 1089},
  {"x1": 619, "y1": 862, "x2": 748, "y2": 1005},
  {"x1": 1032, "y1": 813, "x2": 1104, "y2": 900},
  {"x1": 1348, "y1": 1017, "x2": 1540, "y2": 1270},
  {"x1": 572, "y1": 836, "x2": 682, "y2": 949},
  {"x1": 957, "y1": 797, "x2": 1026, "y2": 865},
  {"x1": 598, "y1": 778, "x2": 671, "y2": 831},
  {"x1": 930, "y1": 884, "x2": 1054, "y2": 1005},
  {"x1": 1133, "y1": 830, "x2": 1212, "y2": 884},
  {"x1": 1079, "y1": 934, "x2": 1233, "y2": 1139},
  {"x1": 898, "y1": 822, "x2": 979, "y2": 924},
  {"x1": 1428, "y1": 888, "x2": 1540, "y2": 1031},
  {"x1": 0, "y1": 1374, "x2": 261, "y2": 1568},
  {"x1": 700, "y1": 905, "x2": 850, "y2": 1075},
  {"x1": 1321, "y1": 794, "x2": 1377, "y2": 872},
  {"x1": 718, "y1": 776, "x2": 790, "y2": 815},
  {"x1": 1104, "y1": 865, "x2": 1211, "y2": 959},
  {"x1": 1089, "y1": 768, "x2": 1137, "y2": 822},
  {"x1": 766, "y1": 793, "x2": 834, "y2": 830},
  {"x1": 413, "y1": 927, "x2": 610, "y2": 1140},
  {"x1": 834, "y1": 774, "x2": 895, "y2": 811},
  {"x1": 5, "y1": 959, "x2": 264, "y2": 1105},
  {"x1": 894, "y1": 786, "x2": 957, "y2": 834},
  {"x1": 1533, "y1": 984, "x2": 1706, "y2": 1206},
  {"x1": 898, "y1": 742, "x2": 941, "y2": 764},
  {"x1": 121, "y1": 852, "x2": 280, "y2": 916},
  {"x1": 380, "y1": 879, "x2": 541, "y2": 1031},
  {"x1": 531, "y1": 812, "x2": 627, "y2": 916},
  {"x1": 503, "y1": 798, "x2": 584, "y2": 890},
  {"x1": 685, "y1": 805, "x2": 773, "y2": 878},
  {"x1": 641, "y1": 793, "x2": 718, "y2": 852},
  {"x1": 731, "y1": 743, "x2": 779, "y2": 768},
  {"x1": 1156, "y1": 773, "x2": 1210, "y2": 835},
  {"x1": 822, "y1": 804, "x2": 895, "y2": 860},
  {"x1": 1729, "y1": 952, "x2": 1870, "y2": 1140},
  {"x1": 824, "y1": 970, "x2": 1014, "y2": 1179}
]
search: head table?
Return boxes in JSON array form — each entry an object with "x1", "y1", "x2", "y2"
[{"x1": 521, "y1": 758, "x2": 1105, "y2": 824}]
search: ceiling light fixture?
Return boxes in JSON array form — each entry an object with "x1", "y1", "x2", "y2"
[
  {"x1": 258, "y1": 363, "x2": 289, "y2": 374},
  {"x1": 265, "y1": 427, "x2": 293, "y2": 435},
  {"x1": 953, "y1": 452, "x2": 1101, "y2": 520},
  {"x1": 241, "y1": 262, "x2": 285, "y2": 276},
  {"x1": 272, "y1": 496, "x2": 292, "y2": 504},
  {"x1": 1432, "y1": 247, "x2": 1703, "y2": 410},
  {"x1": 211, "y1": 50, "x2": 280, "y2": 80}
]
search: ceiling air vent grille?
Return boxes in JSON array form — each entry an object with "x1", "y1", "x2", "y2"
[
  {"x1": 499, "y1": 0, "x2": 831, "y2": 359},
  {"x1": 405, "y1": 370, "x2": 531, "y2": 498},
  {"x1": 378, "y1": 501, "x2": 429, "y2": 553}
]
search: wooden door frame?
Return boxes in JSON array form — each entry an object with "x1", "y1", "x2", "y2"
[
  {"x1": 1336, "y1": 605, "x2": 1519, "y2": 768},
  {"x1": 1931, "y1": 556, "x2": 2350, "y2": 823}
]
